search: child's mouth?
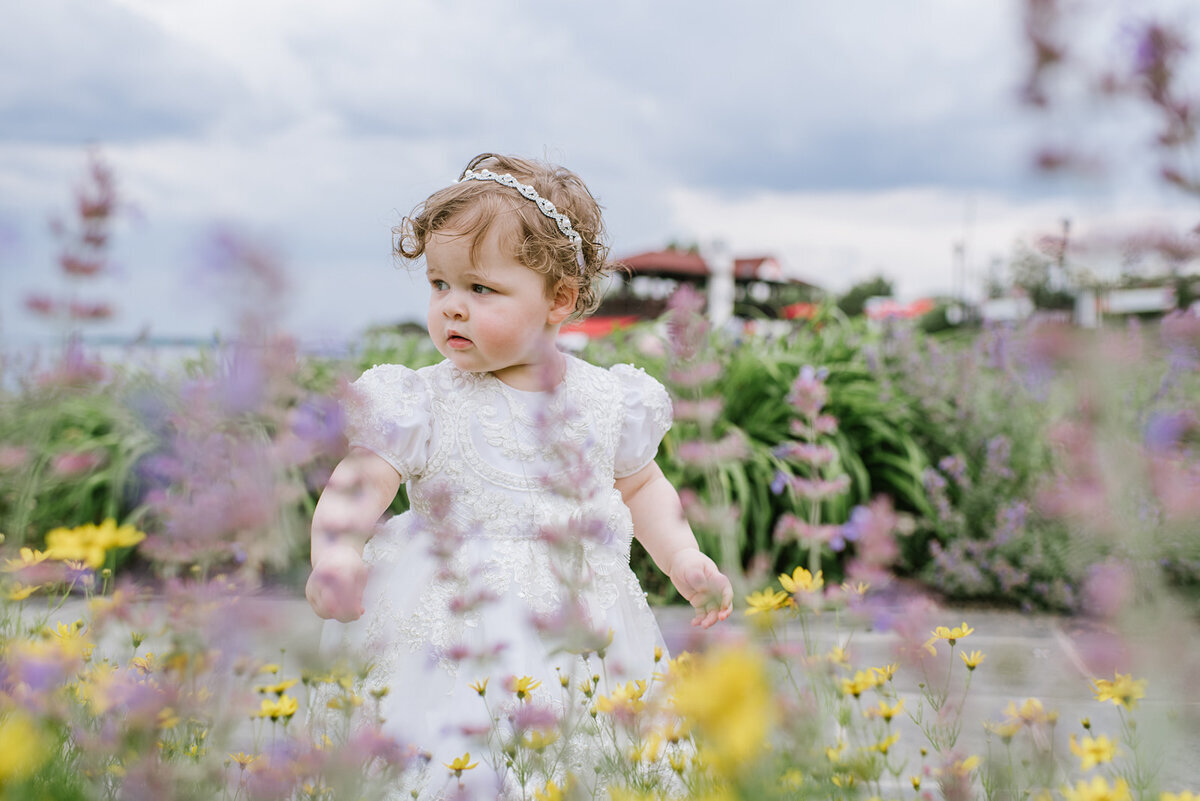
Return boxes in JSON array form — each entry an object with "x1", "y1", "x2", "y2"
[{"x1": 447, "y1": 335, "x2": 472, "y2": 349}]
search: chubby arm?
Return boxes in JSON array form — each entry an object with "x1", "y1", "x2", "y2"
[
  {"x1": 615, "y1": 461, "x2": 733, "y2": 628},
  {"x1": 306, "y1": 446, "x2": 401, "y2": 622}
]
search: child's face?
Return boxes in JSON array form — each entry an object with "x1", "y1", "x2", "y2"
[{"x1": 425, "y1": 223, "x2": 570, "y2": 390}]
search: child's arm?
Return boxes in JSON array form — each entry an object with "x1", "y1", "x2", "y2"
[
  {"x1": 615, "y1": 461, "x2": 733, "y2": 628},
  {"x1": 306, "y1": 446, "x2": 401, "y2": 622}
]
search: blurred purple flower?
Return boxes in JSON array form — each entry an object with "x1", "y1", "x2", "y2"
[
  {"x1": 787, "y1": 365, "x2": 829, "y2": 418},
  {"x1": 1144, "y1": 409, "x2": 1198, "y2": 452}
]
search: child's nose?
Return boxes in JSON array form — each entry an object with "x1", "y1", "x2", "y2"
[{"x1": 442, "y1": 291, "x2": 468, "y2": 319}]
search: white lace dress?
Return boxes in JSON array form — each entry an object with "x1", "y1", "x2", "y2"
[{"x1": 318, "y1": 355, "x2": 674, "y2": 797}]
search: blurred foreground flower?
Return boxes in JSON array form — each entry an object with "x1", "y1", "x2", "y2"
[{"x1": 44, "y1": 518, "x2": 145, "y2": 569}]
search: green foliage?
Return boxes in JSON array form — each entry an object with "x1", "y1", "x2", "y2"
[
  {"x1": 836, "y1": 274, "x2": 894, "y2": 317},
  {"x1": 0, "y1": 378, "x2": 156, "y2": 550}
]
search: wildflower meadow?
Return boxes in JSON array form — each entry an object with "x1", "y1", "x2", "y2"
[{"x1": 4, "y1": 4, "x2": 1200, "y2": 797}]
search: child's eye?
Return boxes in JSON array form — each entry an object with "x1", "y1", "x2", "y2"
[
  {"x1": 471, "y1": 284, "x2": 494, "y2": 294},
  {"x1": 430, "y1": 279, "x2": 448, "y2": 291}
]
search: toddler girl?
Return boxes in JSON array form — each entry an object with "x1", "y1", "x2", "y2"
[{"x1": 306, "y1": 153, "x2": 732, "y2": 796}]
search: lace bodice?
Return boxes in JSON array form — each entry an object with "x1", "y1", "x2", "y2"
[{"x1": 341, "y1": 355, "x2": 672, "y2": 675}]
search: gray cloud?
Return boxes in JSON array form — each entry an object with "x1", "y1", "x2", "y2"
[{"x1": 0, "y1": 0, "x2": 251, "y2": 144}]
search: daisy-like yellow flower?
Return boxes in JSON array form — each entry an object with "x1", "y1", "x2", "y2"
[
  {"x1": 843, "y1": 580, "x2": 870, "y2": 596},
  {"x1": 870, "y1": 732, "x2": 900, "y2": 755},
  {"x1": 257, "y1": 663, "x2": 281, "y2": 675},
  {"x1": 523, "y1": 729, "x2": 560, "y2": 751},
  {"x1": 923, "y1": 622, "x2": 974, "y2": 654},
  {"x1": 780, "y1": 769, "x2": 804, "y2": 789},
  {"x1": 668, "y1": 750, "x2": 688, "y2": 775},
  {"x1": 827, "y1": 645, "x2": 851, "y2": 667},
  {"x1": 839, "y1": 669, "x2": 880, "y2": 699},
  {"x1": 1004, "y1": 697, "x2": 1056, "y2": 727},
  {"x1": 469, "y1": 678, "x2": 488, "y2": 696},
  {"x1": 6, "y1": 582, "x2": 41, "y2": 601},
  {"x1": 228, "y1": 751, "x2": 258, "y2": 769},
  {"x1": 44, "y1": 519, "x2": 146, "y2": 569},
  {"x1": 254, "y1": 695, "x2": 298, "y2": 721},
  {"x1": 1069, "y1": 734, "x2": 1119, "y2": 771},
  {"x1": 444, "y1": 752, "x2": 478, "y2": 776},
  {"x1": 744, "y1": 588, "x2": 790, "y2": 616},
  {"x1": 870, "y1": 663, "x2": 898, "y2": 683},
  {"x1": 1061, "y1": 775, "x2": 1131, "y2": 801},
  {"x1": 507, "y1": 675, "x2": 541, "y2": 701},
  {"x1": 936, "y1": 755, "x2": 981, "y2": 777},
  {"x1": 864, "y1": 697, "x2": 905, "y2": 722},
  {"x1": 2, "y1": 546, "x2": 50, "y2": 572},
  {"x1": 0, "y1": 709, "x2": 51, "y2": 784},
  {"x1": 985, "y1": 719, "x2": 1023, "y2": 742},
  {"x1": 595, "y1": 680, "x2": 647, "y2": 715},
  {"x1": 534, "y1": 779, "x2": 565, "y2": 801},
  {"x1": 778, "y1": 566, "x2": 823, "y2": 595},
  {"x1": 653, "y1": 651, "x2": 693, "y2": 682},
  {"x1": 960, "y1": 650, "x2": 986, "y2": 670},
  {"x1": 255, "y1": 678, "x2": 299, "y2": 696},
  {"x1": 1091, "y1": 672, "x2": 1147, "y2": 711},
  {"x1": 825, "y1": 740, "x2": 846, "y2": 763}
]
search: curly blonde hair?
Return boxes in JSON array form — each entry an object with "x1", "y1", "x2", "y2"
[{"x1": 393, "y1": 153, "x2": 614, "y2": 319}]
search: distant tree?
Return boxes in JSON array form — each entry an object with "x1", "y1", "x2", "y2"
[
  {"x1": 1009, "y1": 241, "x2": 1075, "y2": 310},
  {"x1": 836, "y1": 275, "x2": 894, "y2": 317}
]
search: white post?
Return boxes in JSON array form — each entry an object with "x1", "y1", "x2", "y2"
[{"x1": 704, "y1": 239, "x2": 734, "y2": 330}]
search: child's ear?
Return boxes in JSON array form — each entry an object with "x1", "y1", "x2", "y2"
[{"x1": 547, "y1": 281, "x2": 579, "y2": 325}]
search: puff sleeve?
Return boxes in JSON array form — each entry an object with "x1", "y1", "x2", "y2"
[
  {"x1": 342, "y1": 365, "x2": 431, "y2": 479},
  {"x1": 611, "y1": 364, "x2": 673, "y2": 478}
]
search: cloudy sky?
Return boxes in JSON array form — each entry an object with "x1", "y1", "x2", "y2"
[{"x1": 2, "y1": 0, "x2": 1197, "y2": 348}]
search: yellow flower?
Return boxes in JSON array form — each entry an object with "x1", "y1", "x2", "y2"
[
  {"x1": 668, "y1": 751, "x2": 687, "y2": 775},
  {"x1": 653, "y1": 645, "x2": 664, "y2": 662},
  {"x1": 595, "y1": 680, "x2": 648, "y2": 715},
  {"x1": 254, "y1": 695, "x2": 298, "y2": 721},
  {"x1": 2, "y1": 547, "x2": 50, "y2": 572},
  {"x1": 326, "y1": 693, "x2": 363, "y2": 711},
  {"x1": 1070, "y1": 734, "x2": 1118, "y2": 771},
  {"x1": 534, "y1": 779, "x2": 565, "y2": 801},
  {"x1": 670, "y1": 646, "x2": 774, "y2": 774},
  {"x1": 827, "y1": 645, "x2": 851, "y2": 667},
  {"x1": 936, "y1": 755, "x2": 980, "y2": 777},
  {"x1": 839, "y1": 669, "x2": 880, "y2": 698},
  {"x1": 870, "y1": 663, "x2": 898, "y2": 683},
  {"x1": 255, "y1": 678, "x2": 299, "y2": 696},
  {"x1": 864, "y1": 697, "x2": 905, "y2": 722},
  {"x1": 1061, "y1": 776, "x2": 1131, "y2": 801},
  {"x1": 157, "y1": 707, "x2": 181, "y2": 730},
  {"x1": 923, "y1": 622, "x2": 974, "y2": 654},
  {"x1": 469, "y1": 678, "x2": 488, "y2": 696},
  {"x1": 910, "y1": 776, "x2": 922, "y2": 790},
  {"x1": 960, "y1": 650, "x2": 986, "y2": 670},
  {"x1": 523, "y1": 729, "x2": 560, "y2": 751},
  {"x1": 1091, "y1": 672, "x2": 1147, "y2": 710},
  {"x1": 843, "y1": 580, "x2": 870, "y2": 596},
  {"x1": 1162, "y1": 793, "x2": 1200, "y2": 801},
  {"x1": 257, "y1": 663, "x2": 281, "y2": 675},
  {"x1": 985, "y1": 719, "x2": 1023, "y2": 742},
  {"x1": 228, "y1": 752, "x2": 258, "y2": 768},
  {"x1": 778, "y1": 566, "x2": 824, "y2": 595},
  {"x1": 6, "y1": 582, "x2": 41, "y2": 601},
  {"x1": 825, "y1": 740, "x2": 846, "y2": 763},
  {"x1": 870, "y1": 732, "x2": 900, "y2": 755},
  {"x1": 780, "y1": 769, "x2": 803, "y2": 789},
  {"x1": 444, "y1": 752, "x2": 478, "y2": 776},
  {"x1": 44, "y1": 519, "x2": 146, "y2": 569},
  {"x1": 507, "y1": 675, "x2": 541, "y2": 701},
  {"x1": 0, "y1": 709, "x2": 52, "y2": 784},
  {"x1": 744, "y1": 588, "x2": 790, "y2": 616},
  {"x1": 130, "y1": 652, "x2": 157, "y2": 675},
  {"x1": 1004, "y1": 697, "x2": 1056, "y2": 727}
]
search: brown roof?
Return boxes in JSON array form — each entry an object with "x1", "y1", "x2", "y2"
[
  {"x1": 617, "y1": 250, "x2": 802, "y2": 285},
  {"x1": 618, "y1": 250, "x2": 708, "y2": 277}
]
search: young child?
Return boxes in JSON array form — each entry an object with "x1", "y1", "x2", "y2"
[{"x1": 306, "y1": 153, "x2": 733, "y2": 795}]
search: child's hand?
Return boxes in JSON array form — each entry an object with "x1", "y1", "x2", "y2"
[
  {"x1": 668, "y1": 548, "x2": 734, "y2": 629},
  {"x1": 306, "y1": 545, "x2": 367, "y2": 622}
]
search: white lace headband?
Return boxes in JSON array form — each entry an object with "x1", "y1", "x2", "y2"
[{"x1": 458, "y1": 167, "x2": 586, "y2": 271}]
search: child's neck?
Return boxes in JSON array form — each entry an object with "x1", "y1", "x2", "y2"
[{"x1": 491, "y1": 346, "x2": 567, "y2": 392}]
